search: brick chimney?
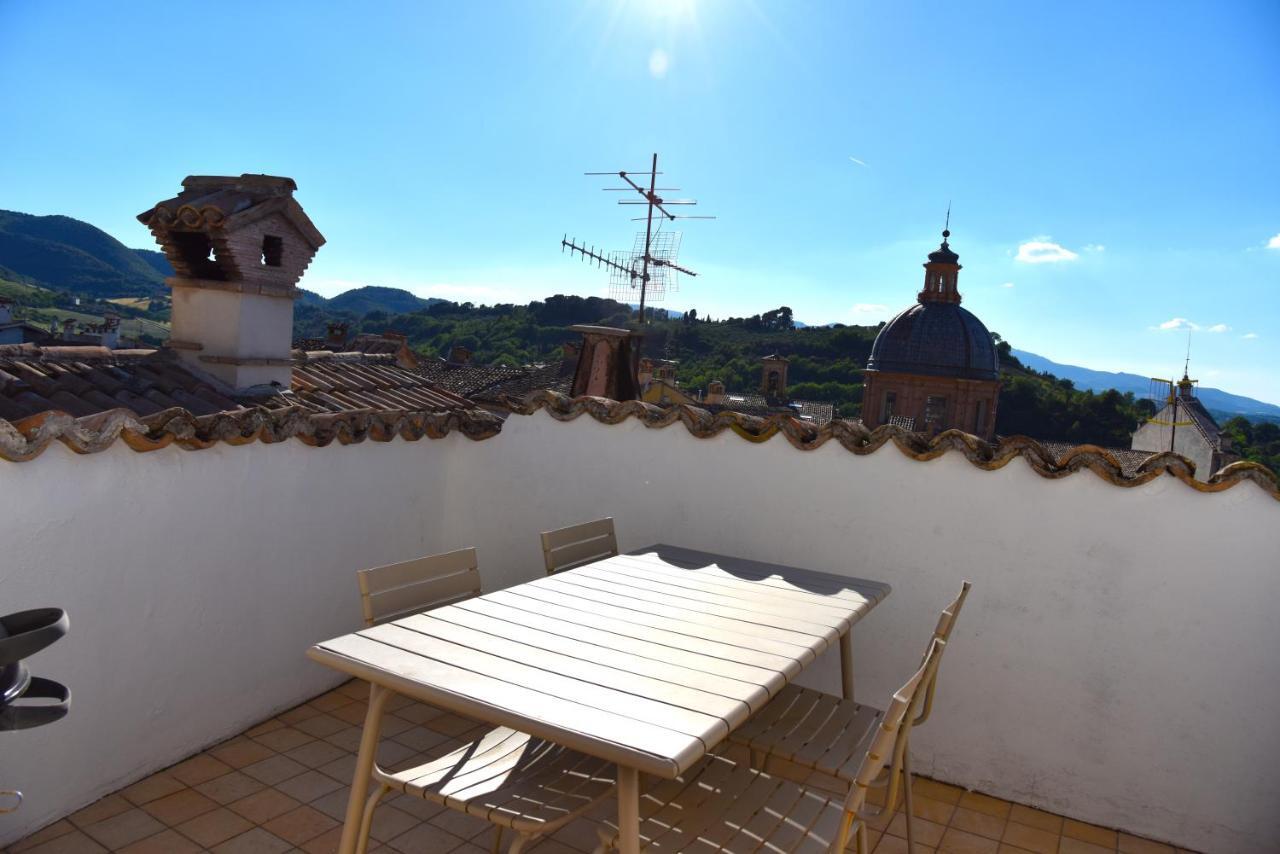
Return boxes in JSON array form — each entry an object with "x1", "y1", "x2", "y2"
[
  {"x1": 0, "y1": 298, "x2": 12, "y2": 325},
  {"x1": 137, "y1": 174, "x2": 325, "y2": 392},
  {"x1": 705, "y1": 380, "x2": 725, "y2": 405},
  {"x1": 449, "y1": 344, "x2": 472, "y2": 365},
  {"x1": 569, "y1": 325, "x2": 641, "y2": 400},
  {"x1": 325, "y1": 321, "x2": 349, "y2": 349},
  {"x1": 60, "y1": 318, "x2": 76, "y2": 340},
  {"x1": 100, "y1": 312, "x2": 121, "y2": 349}
]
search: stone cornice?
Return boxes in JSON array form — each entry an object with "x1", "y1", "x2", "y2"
[{"x1": 503, "y1": 391, "x2": 1280, "y2": 501}]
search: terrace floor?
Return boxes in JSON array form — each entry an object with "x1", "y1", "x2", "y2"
[{"x1": 8, "y1": 681, "x2": 1198, "y2": 854}]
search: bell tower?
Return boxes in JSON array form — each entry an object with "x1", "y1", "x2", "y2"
[{"x1": 917, "y1": 228, "x2": 962, "y2": 305}]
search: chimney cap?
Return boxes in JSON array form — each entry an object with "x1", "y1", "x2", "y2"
[{"x1": 569, "y1": 325, "x2": 637, "y2": 338}]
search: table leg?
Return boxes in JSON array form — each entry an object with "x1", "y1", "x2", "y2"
[
  {"x1": 840, "y1": 630, "x2": 855, "y2": 701},
  {"x1": 338, "y1": 683, "x2": 392, "y2": 854},
  {"x1": 617, "y1": 766, "x2": 640, "y2": 854}
]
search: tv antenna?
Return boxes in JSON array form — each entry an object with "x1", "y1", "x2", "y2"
[{"x1": 561, "y1": 152, "x2": 713, "y2": 324}]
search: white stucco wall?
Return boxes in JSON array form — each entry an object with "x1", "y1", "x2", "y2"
[{"x1": 2, "y1": 410, "x2": 1278, "y2": 852}]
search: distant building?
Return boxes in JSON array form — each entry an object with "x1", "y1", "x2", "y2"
[
  {"x1": 1131, "y1": 371, "x2": 1233, "y2": 481},
  {"x1": 640, "y1": 354, "x2": 835, "y2": 426},
  {"x1": 0, "y1": 298, "x2": 55, "y2": 345},
  {"x1": 861, "y1": 230, "x2": 1001, "y2": 439}
]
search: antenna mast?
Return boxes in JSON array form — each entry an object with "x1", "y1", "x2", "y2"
[{"x1": 561, "y1": 153, "x2": 713, "y2": 325}]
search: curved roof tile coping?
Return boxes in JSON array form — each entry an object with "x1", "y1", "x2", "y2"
[
  {"x1": 502, "y1": 391, "x2": 1280, "y2": 502},
  {"x1": 0, "y1": 404, "x2": 503, "y2": 463}
]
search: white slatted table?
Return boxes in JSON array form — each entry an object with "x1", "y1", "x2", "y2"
[{"x1": 308, "y1": 544, "x2": 890, "y2": 854}]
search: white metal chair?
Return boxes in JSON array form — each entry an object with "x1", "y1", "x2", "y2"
[
  {"x1": 353, "y1": 548, "x2": 617, "y2": 853},
  {"x1": 592, "y1": 638, "x2": 948, "y2": 853},
  {"x1": 540, "y1": 517, "x2": 619, "y2": 575},
  {"x1": 726, "y1": 582, "x2": 971, "y2": 852}
]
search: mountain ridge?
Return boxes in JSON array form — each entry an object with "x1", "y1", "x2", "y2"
[{"x1": 1012, "y1": 348, "x2": 1280, "y2": 423}]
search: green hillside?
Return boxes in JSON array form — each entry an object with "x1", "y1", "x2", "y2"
[{"x1": 0, "y1": 210, "x2": 166, "y2": 297}]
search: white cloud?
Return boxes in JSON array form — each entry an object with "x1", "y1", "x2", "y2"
[
  {"x1": 848, "y1": 156, "x2": 868, "y2": 167},
  {"x1": 849, "y1": 303, "x2": 889, "y2": 321},
  {"x1": 1157, "y1": 318, "x2": 1199, "y2": 331},
  {"x1": 1206, "y1": 323, "x2": 1231, "y2": 333},
  {"x1": 1015, "y1": 239, "x2": 1079, "y2": 264},
  {"x1": 1267, "y1": 233, "x2": 1280, "y2": 249},
  {"x1": 648, "y1": 48, "x2": 670, "y2": 78},
  {"x1": 1000, "y1": 282, "x2": 1015, "y2": 288},
  {"x1": 1082, "y1": 243, "x2": 1105, "y2": 253},
  {"x1": 1243, "y1": 332, "x2": 1259, "y2": 339}
]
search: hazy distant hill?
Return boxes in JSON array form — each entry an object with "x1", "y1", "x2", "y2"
[
  {"x1": 323, "y1": 285, "x2": 440, "y2": 315},
  {"x1": 133, "y1": 248, "x2": 173, "y2": 278},
  {"x1": 1013, "y1": 348, "x2": 1280, "y2": 423},
  {"x1": 0, "y1": 210, "x2": 167, "y2": 297}
]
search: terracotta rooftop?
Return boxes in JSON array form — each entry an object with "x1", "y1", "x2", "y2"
[
  {"x1": 417, "y1": 357, "x2": 576, "y2": 403},
  {"x1": 713, "y1": 391, "x2": 836, "y2": 426}
]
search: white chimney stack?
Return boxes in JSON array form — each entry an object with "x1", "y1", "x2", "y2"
[{"x1": 137, "y1": 174, "x2": 325, "y2": 392}]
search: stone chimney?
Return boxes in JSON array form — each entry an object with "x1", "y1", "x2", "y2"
[
  {"x1": 325, "y1": 321, "x2": 349, "y2": 349},
  {"x1": 706, "y1": 380, "x2": 725, "y2": 405},
  {"x1": 562, "y1": 341, "x2": 580, "y2": 361},
  {"x1": 449, "y1": 344, "x2": 472, "y2": 365},
  {"x1": 100, "y1": 312, "x2": 121, "y2": 349},
  {"x1": 0, "y1": 298, "x2": 12, "y2": 325},
  {"x1": 637, "y1": 358, "x2": 654, "y2": 387},
  {"x1": 760, "y1": 353, "x2": 789, "y2": 401},
  {"x1": 60, "y1": 318, "x2": 77, "y2": 340},
  {"x1": 569, "y1": 325, "x2": 641, "y2": 400},
  {"x1": 137, "y1": 174, "x2": 325, "y2": 392}
]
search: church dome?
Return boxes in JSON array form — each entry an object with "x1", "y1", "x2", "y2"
[{"x1": 867, "y1": 302, "x2": 999, "y2": 380}]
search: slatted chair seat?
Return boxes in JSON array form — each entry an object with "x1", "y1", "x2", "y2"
[
  {"x1": 724, "y1": 582, "x2": 971, "y2": 854},
  {"x1": 730, "y1": 685, "x2": 882, "y2": 783},
  {"x1": 381, "y1": 726, "x2": 616, "y2": 837},
  {"x1": 596, "y1": 640, "x2": 947, "y2": 854}
]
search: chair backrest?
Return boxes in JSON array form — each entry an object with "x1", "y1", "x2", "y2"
[
  {"x1": 540, "y1": 518, "x2": 618, "y2": 575},
  {"x1": 844, "y1": 637, "x2": 946, "y2": 821},
  {"x1": 356, "y1": 547, "x2": 481, "y2": 627},
  {"x1": 912, "y1": 581, "x2": 971, "y2": 727}
]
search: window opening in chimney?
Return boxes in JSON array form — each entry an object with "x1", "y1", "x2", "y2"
[
  {"x1": 261, "y1": 235, "x2": 284, "y2": 267},
  {"x1": 171, "y1": 232, "x2": 225, "y2": 280}
]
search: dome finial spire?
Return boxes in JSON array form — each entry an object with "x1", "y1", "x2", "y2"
[{"x1": 943, "y1": 201, "x2": 951, "y2": 240}]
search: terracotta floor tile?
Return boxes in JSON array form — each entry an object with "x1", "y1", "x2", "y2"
[
  {"x1": 262, "y1": 804, "x2": 339, "y2": 845},
  {"x1": 937, "y1": 826, "x2": 1001, "y2": 854},
  {"x1": 385, "y1": 820, "x2": 468, "y2": 853},
  {"x1": 957, "y1": 791, "x2": 1012, "y2": 820},
  {"x1": 1059, "y1": 837, "x2": 1116, "y2": 854},
  {"x1": 244, "y1": 718, "x2": 286, "y2": 738},
  {"x1": 997, "y1": 845, "x2": 1037, "y2": 854},
  {"x1": 393, "y1": 701, "x2": 443, "y2": 725},
  {"x1": 309, "y1": 787, "x2": 356, "y2": 822},
  {"x1": 278, "y1": 703, "x2": 324, "y2": 725},
  {"x1": 309, "y1": 690, "x2": 353, "y2": 712},
  {"x1": 324, "y1": 726, "x2": 364, "y2": 752},
  {"x1": 241, "y1": 753, "x2": 309, "y2": 786},
  {"x1": 68, "y1": 794, "x2": 132, "y2": 829},
  {"x1": 275, "y1": 768, "x2": 344, "y2": 803},
  {"x1": 1064, "y1": 818, "x2": 1120, "y2": 847},
  {"x1": 168, "y1": 753, "x2": 234, "y2": 787},
  {"x1": 251, "y1": 725, "x2": 316, "y2": 753},
  {"x1": 1118, "y1": 833, "x2": 1175, "y2": 853},
  {"x1": 295, "y1": 713, "x2": 348, "y2": 739},
  {"x1": 1008, "y1": 804, "x2": 1063, "y2": 834},
  {"x1": 211, "y1": 826, "x2": 294, "y2": 853},
  {"x1": 300, "y1": 824, "x2": 346, "y2": 853},
  {"x1": 884, "y1": 813, "x2": 946, "y2": 847},
  {"x1": 1000, "y1": 821, "x2": 1059, "y2": 854},
  {"x1": 329, "y1": 703, "x2": 371, "y2": 726},
  {"x1": 367, "y1": 805, "x2": 424, "y2": 842},
  {"x1": 914, "y1": 777, "x2": 965, "y2": 805},
  {"x1": 80, "y1": 808, "x2": 166, "y2": 850},
  {"x1": 425, "y1": 713, "x2": 478, "y2": 738},
  {"x1": 912, "y1": 794, "x2": 957, "y2": 824},
  {"x1": 17, "y1": 829, "x2": 109, "y2": 853},
  {"x1": 174, "y1": 806, "x2": 255, "y2": 847},
  {"x1": 196, "y1": 769, "x2": 268, "y2": 805},
  {"x1": 117, "y1": 774, "x2": 187, "y2": 807},
  {"x1": 428, "y1": 807, "x2": 492, "y2": 841},
  {"x1": 210, "y1": 738, "x2": 277, "y2": 769},
  {"x1": 391, "y1": 724, "x2": 453, "y2": 752},
  {"x1": 9, "y1": 821, "x2": 77, "y2": 853},
  {"x1": 228, "y1": 788, "x2": 303, "y2": 825},
  {"x1": 317, "y1": 753, "x2": 359, "y2": 783},
  {"x1": 949, "y1": 806, "x2": 1007, "y2": 840},
  {"x1": 285, "y1": 739, "x2": 349, "y2": 769},
  {"x1": 338, "y1": 679, "x2": 368, "y2": 699},
  {"x1": 874, "y1": 834, "x2": 935, "y2": 853},
  {"x1": 375, "y1": 739, "x2": 417, "y2": 768},
  {"x1": 118, "y1": 828, "x2": 204, "y2": 853},
  {"x1": 140, "y1": 787, "x2": 218, "y2": 826}
]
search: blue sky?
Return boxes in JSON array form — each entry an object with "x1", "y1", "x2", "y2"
[{"x1": 3, "y1": 1, "x2": 1278, "y2": 402}]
